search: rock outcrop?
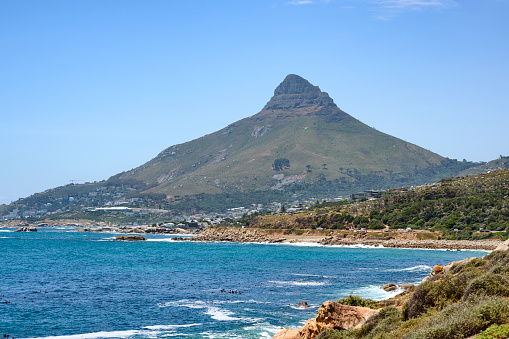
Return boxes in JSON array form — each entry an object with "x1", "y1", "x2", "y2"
[
  {"x1": 443, "y1": 257, "x2": 476, "y2": 273},
  {"x1": 184, "y1": 227, "x2": 284, "y2": 243},
  {"x1": 494, "y1": 239, "x2": 509, "y2": 252},
  {"x1": 273, "y1": 301, "x2": 379, "y2": 339},
  {"x1": 116, "y1": 235, "x2": 146, "y2": 241},
  {"x1": 14, "y1": 226, "x2": 37, "y2": 232},
  {"x1": 381, "y1": 283, "x2": 397, "y2": 292},
  {"x1": 318, "y1": 235, "x2": 499, "y2": 250}
]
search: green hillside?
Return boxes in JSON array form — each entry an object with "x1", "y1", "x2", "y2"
[{"x1": 250, "y1": 168, "x2": 509, "y2": 240}]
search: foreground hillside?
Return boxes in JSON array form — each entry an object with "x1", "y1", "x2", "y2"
[
  {"x1": 275, "y1": 248, "x2": 509, "y2": 339},
  {"x1": 250, "y1": 169, "x2": 509, "y2": 240}
]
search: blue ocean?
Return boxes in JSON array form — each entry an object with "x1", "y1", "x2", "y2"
[{"x1": 0, "y1": 228, "x2": 487, "y2": 339}]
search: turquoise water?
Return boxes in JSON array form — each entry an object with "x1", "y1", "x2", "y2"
[{"x1": 0, "y1": 228, "x2": 487, "y2": 338}]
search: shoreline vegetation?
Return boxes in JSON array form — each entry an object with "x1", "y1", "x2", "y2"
[{"x1": 272, "y1": 245, "x2": 509, "y2": 339}]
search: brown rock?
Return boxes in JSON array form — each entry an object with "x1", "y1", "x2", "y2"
[
  {"x1": 273, "y1": 328, "x2": 300, "y2": 339},
  {"x1": 14, "y1": 226, "x2": 37, "y2": 232},
  {"x1": 432, "y1": 264, "x2": 444, "y2": 275},
  {"x1": 296, "y1": 318, "x2": 318, "y2": 339},
  {"x1": 443, "y1": 257, "x2": 476, "y2": 273},
  {"x1": 124, "y1": 235, "x2": 147, "y2": 241},
  {"x1": 315, "y1": 301, "x2": 379, "y2": 333},
  {"x1": 297, "y1": 302, "x2": 309, "y2": 308},
  {"x1": 115, "y1": 236, "x2": 125, "y2": 241},
  {"x1": 381, "y1": 283, "x2": 397, "y2": 292},
  {"x1": 494, "y1": 239, "x2": 509, "y2": 252}
]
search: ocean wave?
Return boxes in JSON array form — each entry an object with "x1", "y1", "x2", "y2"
[
  {"x1": 22, "y1": 329, "x2": 149, "y2": 339},
  {"x1": 344, "y1": 284, "x2": 404, "y2": 301},
  {"x1": 242, "y1": 323, "x2": 284, "y2": 338},
  {"x1": 144, "y1": 323, "x2": 202, "y2": 330},
  {"x1": 268, "y1": 280, "x2": 327, "y2": 287},
  {"x1": 387, "y1": 264, "x2": 432, "y2": 272},
  {"x1": 291, "y1": 273, "x2": 321, "y2": 277},
  {"x1": 0, "y1": 229, "x2": 13, "y2": 232},
  {"x1": 157, "y1": 299, "x2": 261, "y2": 322}
]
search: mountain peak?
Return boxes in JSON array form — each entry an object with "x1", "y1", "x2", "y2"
[
  {"x1": 262, "y1": 74, "x2": 336, "y2": 112},
  {"x1": 274, "y1": 74, "x2": 321, "y2": 95}
]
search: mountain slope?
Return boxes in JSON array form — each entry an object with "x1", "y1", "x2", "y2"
[
  {"x1": 1, "y1": 74, "x2": 481, "y2": 216},
  {"x1": 115, "y1": 74, "x2": 464, "y2": 199}
]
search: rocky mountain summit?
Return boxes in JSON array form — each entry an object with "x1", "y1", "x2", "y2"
[{"x1": 262, "y1": 74, "x2": 336, "y2": 112}]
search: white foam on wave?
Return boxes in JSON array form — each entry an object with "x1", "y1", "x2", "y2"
[
  {"x1": 144, "y1": 323, "x2": 202, "y2": 330},
  {"x1": 345, "y1": 284, "x2": 404, "y2": 301},
  {"x1": 388, "y1": 264, "x2": 432, "y2": 272},
  {"x1": 0, "y1": 229, "x2": 13, "y2": 232},
  {"x1": 22, "y1": 329, "x2": 150, "y2": 339},
  {"x1": 23, "y1": 323, "x2": 202, "y2": 339},
  {"x1": 268, "y1": 280, "x2": 326, "y2": 287},
  {"x1": 243, "y1": 323, "x2": 284, "y2": 338},
  {"x1": 291, "y1": 273, "x2": 321, "y2": 277},
  {"x1": 157, "y1": 299, "x2": 260, "y2": 322}
]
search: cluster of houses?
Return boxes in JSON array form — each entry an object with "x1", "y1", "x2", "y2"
[{"x1": 3, "y1": 187, "x2": 390, "y2": 222}]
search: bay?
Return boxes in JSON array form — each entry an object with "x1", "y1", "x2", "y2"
[{"x1": 0, "y1": 228, "x2": 487, "y2": 338}]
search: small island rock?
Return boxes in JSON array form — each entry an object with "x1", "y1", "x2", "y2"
[{"x1": 14, "y1": 226, "x2": 37, "y2": 232}]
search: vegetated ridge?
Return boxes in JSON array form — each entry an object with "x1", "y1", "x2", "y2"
[{"x1": 249, "y1": 169, "x2": 509, "y2": 240}]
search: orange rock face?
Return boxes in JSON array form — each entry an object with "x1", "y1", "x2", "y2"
[
  {"x1": 273, "y1": 328, "x2": 300, "y2": 339},
  {"x1": 432, "y1": 264, "x2": 444, "y2": 275},
  {"x1": 272, "y1": 301, "x2": 379, "y2": 339},
  {"x1": 315, "y1": 301, "x2": 379, "y2": 333}
]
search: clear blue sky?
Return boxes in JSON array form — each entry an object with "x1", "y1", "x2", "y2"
[{"x1": 1, "y1": 0, "x2": 508, "y2": 205}]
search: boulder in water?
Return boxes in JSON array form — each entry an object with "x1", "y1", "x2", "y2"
[
  {"x1": 381, "y1": 283, "x2": 398, "y2": 292},
  {"x1": 14, "y1": 226, "x2": 37, "y2": 232}
]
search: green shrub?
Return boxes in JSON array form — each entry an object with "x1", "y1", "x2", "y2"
[
  {"x1": 462, "y1": 274, "x2": 509, "y2": 300},
  {"x1": 337, "y1": 295, "x2": 377, "y2": 309},
  {"x1": 477, "y1": 324, "x2": 509, "y2": 339},
  {"x1": 356, "y1": 306, "x2": 402, "y2": 338},
  {"x1": 404, "y1": 275, "x2": 466, "y2": 319},
  {"x1": 405, "y1": 296, "x2": 509, "y2": 339},
  {"x1": 316, "y1": 329, "x2": 356, "y2": 339}
]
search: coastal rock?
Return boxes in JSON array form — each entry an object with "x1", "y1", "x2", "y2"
[
  {"x1": 273, "y1": 328, "x2": 300, "y2": 339},
  {"x1": 494, "y1": 239, "x2": 509, "y2": 252},
  {"x1": 119, "y1": 235, "x2": 147, "y2": 241},
  {"x1": 443, "y1": 257, "x2": 476, "y2": 273},
  {"x1": 298, "y1": 302, "x2": 309, "y2": 308},
  {"x1": 14, "y1": 226, "x2": 37, "y2": 232},
  {"x1": 422, "y1": 264, "x2": 446, "y2": 283},
  {"x1": 189, "y1": 227, "x2": 281, "y2": 243},
  {"x1": 272, "y1": 301, "x2": 379, "y2": 339},
  {"x1": 381, "y1": 283, "x2": 397, "y2": 292},
  {"x1": 432, "y1": 264, "x2": 444, "y2": 276},
  {"x1": 115, "y1": 236, "x2": 125, "y2": 241},
  {"x1": 315, "y1": 301, "x2": 379, "y2": 333},
  {"x1": 297, "y1": 318, "x2": 318, "y2": 339}
]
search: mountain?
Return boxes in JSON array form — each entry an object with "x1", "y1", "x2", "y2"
[
  {"x1": 458, "y1": 155, "x2": 509, "y2": 177},
  {"x1": 113, "y1": 74, "x2": 472, "y2": 200},
  {"x1": 2, "y1": 74, "x2": 480, "y2": 216}
]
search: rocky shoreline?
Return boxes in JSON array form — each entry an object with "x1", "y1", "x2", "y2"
[
  {"x1": 317, "y1": 235, "x2": 499, "y2": 250},
  {"x1": 174, "y1": 227, "x2": 501, "y2": 251}
]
